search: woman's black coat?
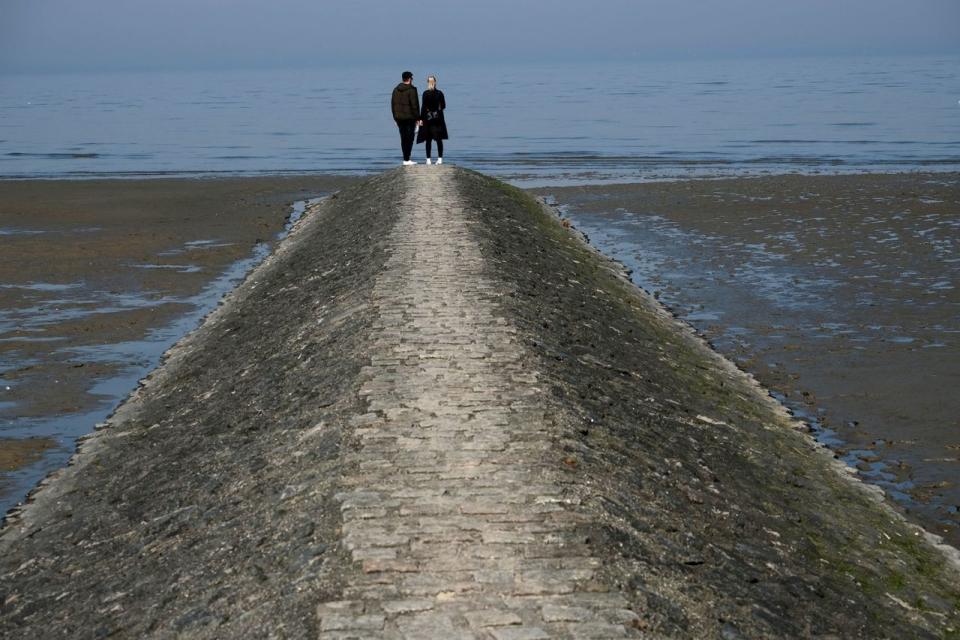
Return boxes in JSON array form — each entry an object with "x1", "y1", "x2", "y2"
[{"x1": 417, "y1": 89, "x2": 449, "y2": 143}]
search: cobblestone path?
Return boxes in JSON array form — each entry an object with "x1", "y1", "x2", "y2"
[{"x1": 321, "y1": 166, "x2": 641, "y2": 639}]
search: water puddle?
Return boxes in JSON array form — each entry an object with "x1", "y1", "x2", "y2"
[
  {"x1": 0, "y1": 227, "x2": 101, "y2": 236},
  {"x1": 159, "y1": 239, "x2": 235, "y2": 257},
  {"x1": 0, "y1": 228, "x2": 46, "y2": 237},
  {"x1": 0, "y1": 290, "x2": 181, "y2": 333},
  {"x1": 126, "y1": 263, "x2": 204, "y2": 273},
  {"x1": 0, "y1": 282, "x2": 83, "y2": 292}
]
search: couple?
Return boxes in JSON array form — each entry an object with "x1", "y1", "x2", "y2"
[{"x1": 391, "y1": 70, "x2": 449, "y2": 166}]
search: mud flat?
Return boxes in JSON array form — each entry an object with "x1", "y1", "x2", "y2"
[
  {"x1": 1, "y1": 168, "x2": 958, "y2": 639},
  {"x1": 533, "y1": 172, "x2": 960, "y2": 546},
  {"x1": 0, "y1": 176, "x2": 358, "y2": 517}
]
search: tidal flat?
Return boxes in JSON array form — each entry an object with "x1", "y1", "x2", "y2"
[
  {"x1": 0, "y1": 176, "x2": 359, "y2": 517},
  {"x1": 535, "y1": 172, "x2": 960, "y2": 546}
]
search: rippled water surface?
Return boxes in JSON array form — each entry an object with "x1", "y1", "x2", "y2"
[{"x1": 1, "y1": 55, "x2": 958, "y2": 182}]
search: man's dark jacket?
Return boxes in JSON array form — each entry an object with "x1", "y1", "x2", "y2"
[{"x1": 391, "y1": 83, "x2": 420, "y2": 122}]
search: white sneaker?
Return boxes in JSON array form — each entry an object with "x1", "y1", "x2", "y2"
[
  {"x1": 437, "y1": 158, "x2": 443, "y2": 165},
  {"x1": 426, "y1": 158, "x2": 432, "y2": 165},
  {"x1": 402, "y1": 160, "x2": 417, "y2": 166}
]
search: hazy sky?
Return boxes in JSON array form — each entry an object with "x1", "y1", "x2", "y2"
[{"x1": 2, "y1": 0, "x2": 958, "y2": 73}]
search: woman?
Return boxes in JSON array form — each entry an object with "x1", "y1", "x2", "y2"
[{"x1": 417, "y1": 75, "x2": 448, "y2": 165}]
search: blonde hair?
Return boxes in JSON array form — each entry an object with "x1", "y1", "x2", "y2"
[{"x1": 427, "y1": 75, "x2": 437, "y2": 89}]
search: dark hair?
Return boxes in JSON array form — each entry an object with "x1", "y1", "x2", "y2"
[{"x1": 402, "y1": 71, "x2": 413, "y2": 81}]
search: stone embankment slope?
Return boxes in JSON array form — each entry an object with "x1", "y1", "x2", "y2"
[{"x1": 1, "y1": 167, "x2": 958, "y2": 639}]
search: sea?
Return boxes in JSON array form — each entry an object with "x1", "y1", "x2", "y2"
[{"x1": 1, "y1": 54, "x2": 958, "y2": 183}]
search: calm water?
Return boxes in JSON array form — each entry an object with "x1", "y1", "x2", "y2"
[{"x1": 1, "y1": 55, "x2": 958, "y2": 183}]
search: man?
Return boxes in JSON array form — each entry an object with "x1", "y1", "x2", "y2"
[{"x1": 391, "y1": 71, "x2": 421, "y2": 166}]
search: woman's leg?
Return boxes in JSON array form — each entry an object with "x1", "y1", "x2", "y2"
[
  {"x1": 425, "y1": 137, "x2": 433, "y2": 159},
  {"x1": 436, "y1": 139, "x2": 443, "y2": 159}
]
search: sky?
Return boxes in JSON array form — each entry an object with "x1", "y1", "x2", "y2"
[{"x1": 1, "y1": 0, "x2": 959, "y2": 73}]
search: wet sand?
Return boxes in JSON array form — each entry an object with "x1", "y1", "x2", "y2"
[
  {"x1": 0, "y1": 176, "x2": 358, "y2": 516},
  {"x1": 534, "y1": 172, "x2": 960, "y2": 546},
  {"x1": 0, "y1": 438, "x2": 56, "y2": 493}
]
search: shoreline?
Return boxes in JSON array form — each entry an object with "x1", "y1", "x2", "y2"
[{"x1": 4, "y1": 164, "x2": 960, "y2": 186}]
